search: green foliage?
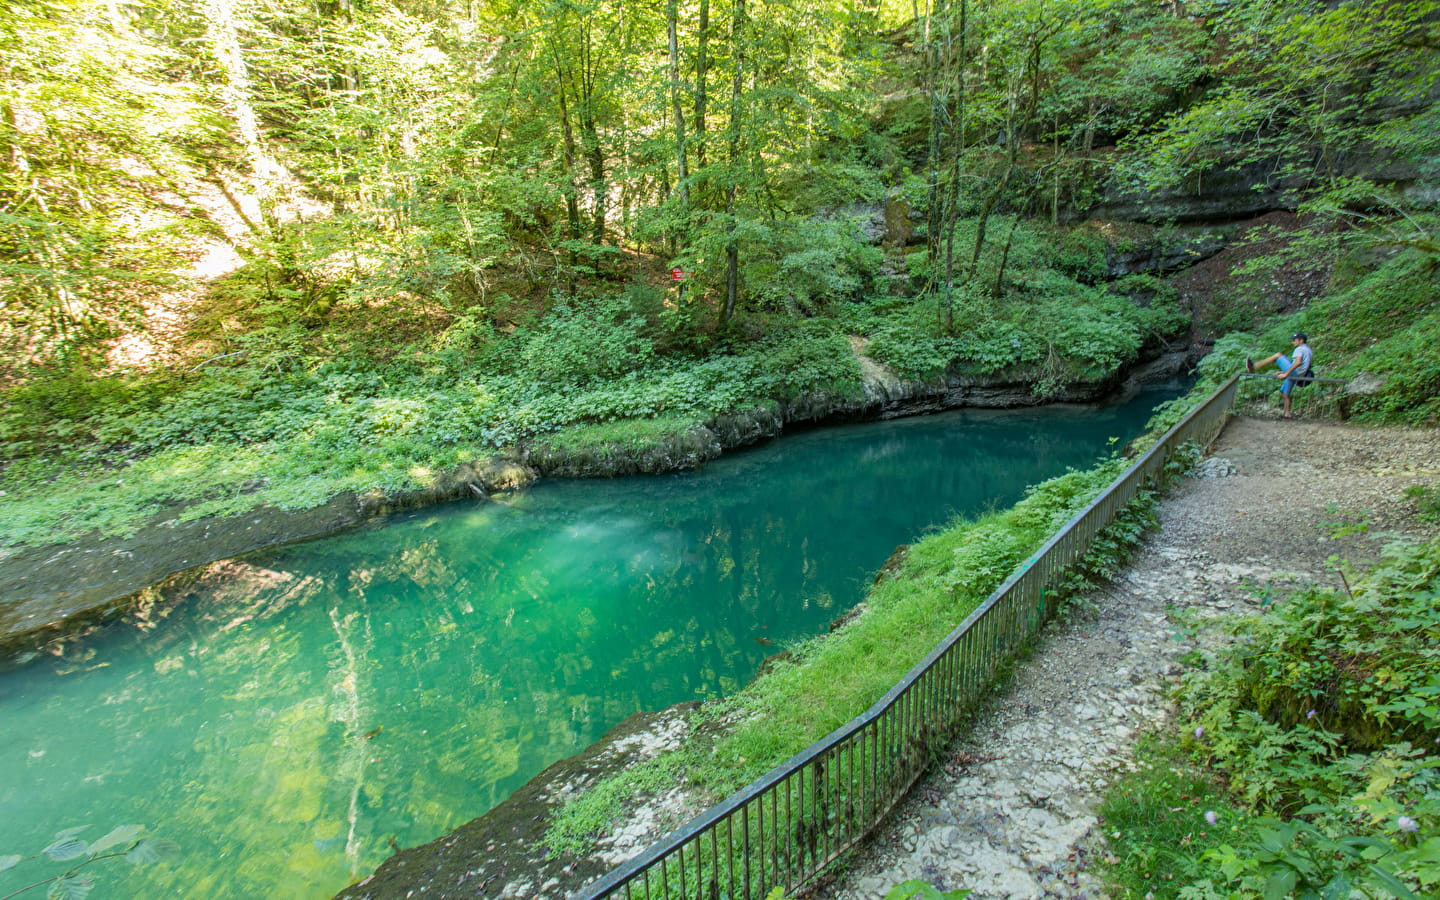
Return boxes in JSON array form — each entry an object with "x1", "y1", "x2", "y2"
[
  {"x1": 1403, "y1": 484, "x2": 1440, "y2": 525},
  {"x1": 1102, "y1": 535, "x2": 1440, "y2": 899},
  {"x1": 1182, "y1": 537, "x2": 1440, "y2": 762},
  {"x1": 1046, "y1": 226, "x2": 1109, "y2": 284},
  {"x1": 1108, "y1": 275, "x2": 1189, "y2": 342},
  {"x1": 513, "y1": 297, "x2": 656, "y2": 387},
  {"x1": 857, "y1": 218, "x2": 1186, "y2": 386},
  {"x1": 1036, "y1": 301, "x2": 1142, "y2": 376},
  {"x1": 0, "y1": 302, "x2": 866, "y2": 548},
  {"x1": 763, "y1": 879, "x2": 969, "y2": 900},
  {"x1": 0, "y1": 0, "x2": 216, "y2": 377},
  {"x1": 747, "y1": 328, "x2": 863, "y2": 400},
  {"x1": 742, "y1": 217, "x2": 885, "y2": 314},
  {"x1": 866, "y1": 319, "x2": 956, "y2": 380},
  {"x1": 1118, "y1": 0, "x2": 1440, "y2": 262},
  {"x1": 1099, "y1": 735, "x2": 1242, "y2": 896},
  {"x1": 543, "y1": 758, "x2": 683, "y2": 858}
]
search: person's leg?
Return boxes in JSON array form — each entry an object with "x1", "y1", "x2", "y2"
[
  {"x1": 1281, "y1": 377, "x2": 1294, "y2": 417},
  {"x1": 1247, "y1": 352, "x2": 1284, "y2": 373}
]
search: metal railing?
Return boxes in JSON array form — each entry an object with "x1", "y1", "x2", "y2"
[{"x1": 572, "y1": 374, "x2": 1242, "y2": 900}]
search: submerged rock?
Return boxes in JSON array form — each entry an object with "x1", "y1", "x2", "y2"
[
  {"x1": 0, "y1": 458, "x2": 535, "y2": 664},
  {"x1": 333, "y1": 705, "x2": 702, "y2": 900}
]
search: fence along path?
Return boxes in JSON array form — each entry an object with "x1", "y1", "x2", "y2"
[{"x1": 571, "y1": 374, "x2": 1242, "y2": 900}]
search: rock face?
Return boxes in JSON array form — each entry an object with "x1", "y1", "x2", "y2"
[
  {"x1": 1103, "y1": 224, "x2": 1236, "y2": 278},
  {"x1": 1082, "y1": 83, "x2": 1440, "y2": 226},
  {"x1": 1086, "y1": 157, "x2": 1308, "y2": 224}
]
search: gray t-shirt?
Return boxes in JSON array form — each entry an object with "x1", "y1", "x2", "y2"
[{"x1": 1292, "y1": 344, "x2": 1313, "y2": 375}]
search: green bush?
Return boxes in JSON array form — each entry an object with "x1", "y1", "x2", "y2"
[
  {"x1": 1047, "y1": 225, "x2": 1109, "y2": 284},
  {"x1": 867, "y1": 321, "x2": 956, "y2": 380},
  {"x1": 1181, "y1": 538, "x2": 1440, "y2": 768},
  {"x1": 1038, "y1": 304, "x2": 1143, "y2": 375},
  {"x1": 745, "y1": 217, "x2": 884, "y2": 314},
  {"x1": 514, "y1": 296, "x2": 656, "y2": 386},
  {"x1": 748, "y1": 329, "x2": 863, "y2": 400},
  {"x1": 1101, "y1": 535, "x2": 1440, "y2": 900}
]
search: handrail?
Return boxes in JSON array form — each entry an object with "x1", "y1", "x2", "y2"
[{"x1": 571, "y1": 374, "x2": 1242, "y2": 900}]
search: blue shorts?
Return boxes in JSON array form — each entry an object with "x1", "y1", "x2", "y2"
[{"x1": 1276, "y1": 355, "x2": 1301, "y2": 394}]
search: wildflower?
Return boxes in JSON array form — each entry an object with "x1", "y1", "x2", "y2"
[
  {"x1": 1306, "y1": 709, "x2": 1316, "y2": 720},
  {"x1": 1398, "y1": 816, "x2": 1419, "y2": 833},
  {"x1": 1204, "y1": 810, "x2": 1218, "y2": 826},
  {"x1": 1194, "y1": 726, "x2": 1204, "y2": 740}
]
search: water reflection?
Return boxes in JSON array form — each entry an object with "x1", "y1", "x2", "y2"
[{"x1": 0, "y1": 387, "x2": 1182, "y2": 899}]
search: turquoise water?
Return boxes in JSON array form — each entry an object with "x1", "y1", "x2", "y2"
[{"x1": 0, "y1": 387, "x2": 1183, "y2": 899}]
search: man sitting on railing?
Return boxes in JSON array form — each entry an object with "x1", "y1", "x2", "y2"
[{"x1": 1246, "y1": 333, "x2": 1313, "y2": 419}]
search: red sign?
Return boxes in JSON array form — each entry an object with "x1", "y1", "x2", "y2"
[{"x1": 671, "y1": 267, "x2": 692, "y2": 282}]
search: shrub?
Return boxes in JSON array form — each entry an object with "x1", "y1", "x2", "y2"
[
  {"x1": 514, "y1": 296, "x2": 656, "y2": 386},
  {"x1": 1108, "y1": 534, "x2": 1440, "y2": 900},
  {"x1": 749, "y1": 329, "x2": 863, "y2": 400}
]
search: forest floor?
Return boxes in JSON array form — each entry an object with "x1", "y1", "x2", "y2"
[{"x1": 819, "y1": 413, "x2": 1440, "y2": 900}]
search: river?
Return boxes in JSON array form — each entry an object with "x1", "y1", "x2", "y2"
[{"x1": 0, "y1": 385, "x2": 1184, "y2": 899}]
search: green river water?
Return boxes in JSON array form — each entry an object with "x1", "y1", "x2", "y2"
[{"x1": 0, "y1": 386, "x2": 1183, "y2": 899}]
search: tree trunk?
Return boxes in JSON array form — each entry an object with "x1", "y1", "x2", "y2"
[
  {"x1": 940, "y1": 0, "x2": 966, "y2": 332},
  {"x1": 667, "y1": 0, "x2": 690, "y2": 212},
  {"x1": 923, "y1": 0, "x2": 945, "y2": 268},
  {"x1": 551, "y1": 52, "x2": 583, "y2": 245},
  {"x1": 695, "y1": 0, "x2": 710, "y2": 168},
  {"x1": 723, "y1": 0, "x2": 746, "y2": 323},
  {"x1": 578, "y1": 22, "x2": 607, "y2": 245},
  {"x1": 202, "y1": 0, "x2": 284, "y2": 245}
]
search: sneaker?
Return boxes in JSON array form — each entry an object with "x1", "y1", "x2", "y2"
[{"x1": 1245, "y1": 357, "x2": 1255, "y2": 373}]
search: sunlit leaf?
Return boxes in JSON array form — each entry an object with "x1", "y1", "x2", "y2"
[
  {"x1": 45, "y1": 876, "x2": 93, "y2": 900},
  {"x1": 124, "y1": 838, "x2": 180, "y2": 864},
  {"x1": 0, "y1": 854, "x2": 21, "y2": 872},
  {"x1": 42, "y1": 838, "x2": 89, "y2": 861},
  {"x1": 87, "y1": 824, "x2": 144, "y2": 856},
  {"x1": 1366, "y1": 864, "x2": 1418, "y2": 900},
  {"x1": 1264, "y1": 867, "x2": 1298, "y2": 900}
]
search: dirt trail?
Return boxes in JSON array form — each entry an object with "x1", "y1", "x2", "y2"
[{"x1": 823, "y1": 416, "x2": 1440, "y2": 900}]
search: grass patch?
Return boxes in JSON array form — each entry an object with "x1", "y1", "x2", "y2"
[
  {"x1": 1098, "y1": 734, "x2": 1242, "y2": 897},
  {"x1": 529, "y1": 415, "x2": 705, "y2": 455}
]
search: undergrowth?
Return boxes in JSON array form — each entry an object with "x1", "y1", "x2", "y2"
[
  {"x1": 1098, "y1": 533, "x2": 1440, "y2": 899},
  {"x1": 0, "y1": 213, "x2": 1193, "y2": 550},
  {"x1": 1197, "y1": 250, "x2": 1440, "y2": 425}
]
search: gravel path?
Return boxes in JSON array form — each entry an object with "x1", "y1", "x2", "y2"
[{"x1": 822, "y1": 415, "x2": 1440, "y2": 900}]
